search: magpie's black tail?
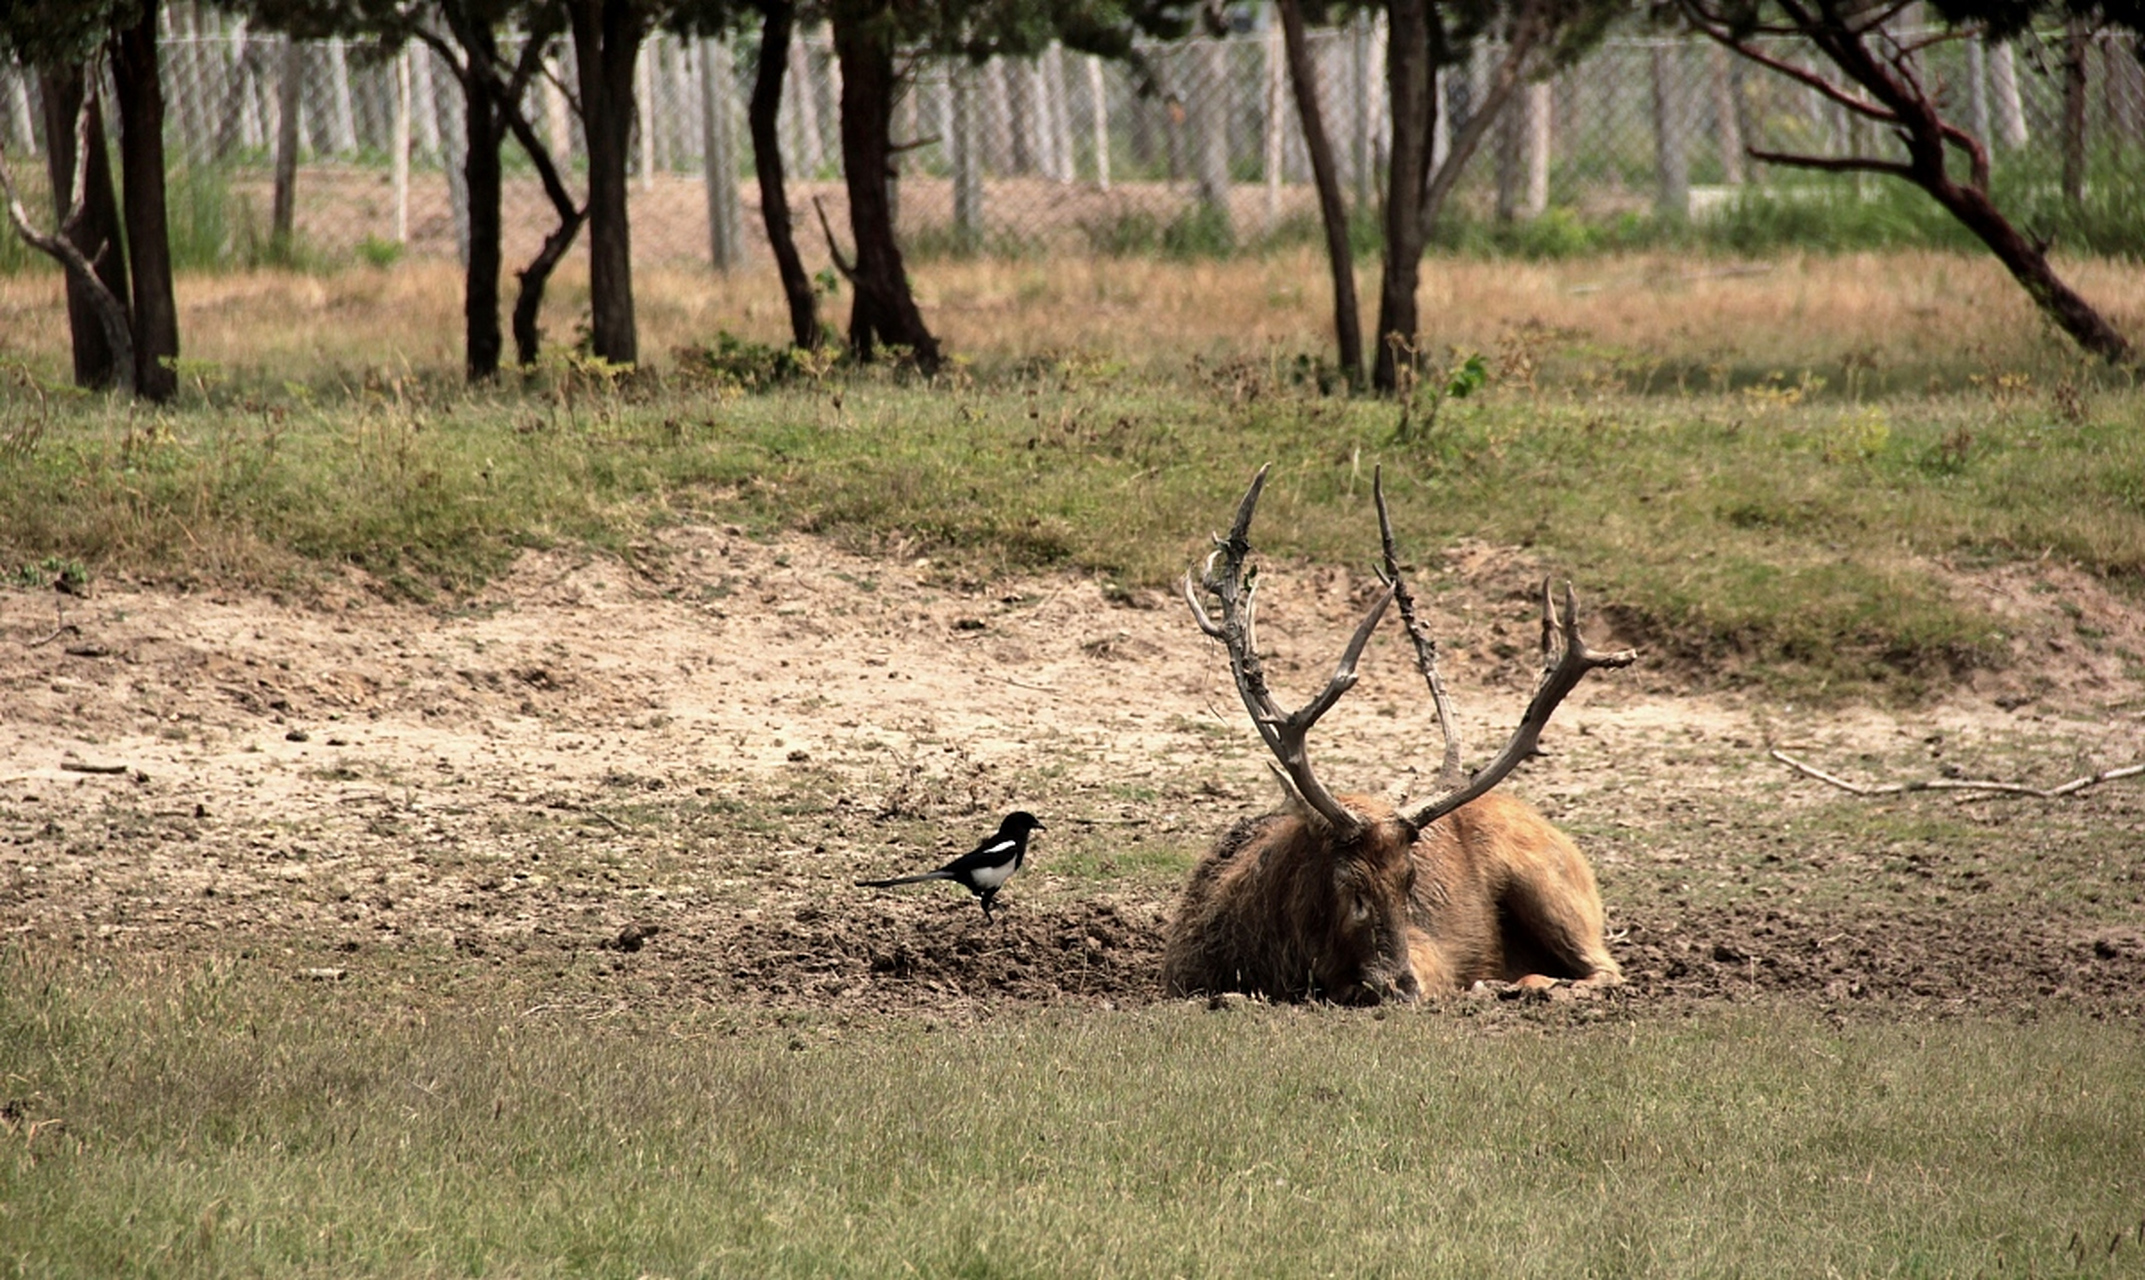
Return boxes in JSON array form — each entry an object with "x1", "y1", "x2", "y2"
[{"x1": 855, "y1": 871, "x2": 956, "y2": 889}]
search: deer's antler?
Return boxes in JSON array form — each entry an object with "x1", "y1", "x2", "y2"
[
  {"x1": 1395, "y1": 573, "x2": 1636, "y2": 831},
  {"x1": 1371, "y1": 466, "x2": 1634, "y2": 829},
  {"x1": 1374, "y1": 469, "x2": 1464, "y2": 793},
  {"x1": 1185, "y1": 465, "x2": 1393, "y2": 836}
]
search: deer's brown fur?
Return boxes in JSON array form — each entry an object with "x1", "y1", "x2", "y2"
[
  {"x1": 1161, "y1": 791, "x2": 1620, "y2": 1003},
  {"x1": 1165, "y1": 465, "x2": 1632, "y2": 1005}
]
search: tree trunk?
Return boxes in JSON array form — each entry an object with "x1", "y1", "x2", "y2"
[
  {"x1": 750, "y1": 0, "x2": 820, "y2": 349},
  {"x1": 110, "y1": 2, "x2": 180, "y2": 402},
  {"x1": 1373, "y1": 0, "x2": 1432, "y2": 393},
  {"x1": 272, "y1": 36, "x2": 302, "y2": 254},
  {"x1": 567, "y1": 0, "x2": 642, "y2": 365},
  {"x1": 830, "y1": 4, "x2": 940, "y2": 371},
  {"x1": 456, "y1": 25, "x2": 507, "y2": 380},
  {"x1": 1931, "y1": 173, "x2": 2130, "y2": 362},
  {"x1": 492, "y1": 42, "x2": 589, "y2": 370},
  {"x1": 1278, "y1": 0, "x2": 1363, "y2": 387},
  {"x1": 2062, "y1": 17, "x2": 2089, "y2": 205},
  {"x1": 38, "y1": 63, "x2": 129, "y2": 391}
]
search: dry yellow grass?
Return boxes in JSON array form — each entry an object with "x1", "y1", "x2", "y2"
[{"x1": 1, "y1": 247, "x2": 2135, "y2": 384}]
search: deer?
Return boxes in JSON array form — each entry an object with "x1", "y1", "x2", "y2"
[{"x1": 1160, "y1": 465, "x2": 1636, "y2": 1005}]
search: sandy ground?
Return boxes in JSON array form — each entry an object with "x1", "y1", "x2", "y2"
[{"x1": 4, "y1": 527, "x2": 2143, "y2": 1019}]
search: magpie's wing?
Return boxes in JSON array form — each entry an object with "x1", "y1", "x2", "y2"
[{"x1": 940, "y1": 834, "x2": 1021, "y2": 875}]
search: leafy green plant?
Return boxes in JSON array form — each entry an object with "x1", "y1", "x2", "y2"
[
  {"x1": 674, "y1": 331, "x2": 838, "y2": 391},
  {"x1": 355, "y1": 235, "x2": 403, "y2": 269},
  {"x1": 1392, "y1": 349, "x2": 1489, "y2": 443},
  {"x1": 9, "y1": 554, "x2": 87, "y2": 593}
]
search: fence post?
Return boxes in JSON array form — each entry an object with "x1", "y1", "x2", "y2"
[
  {"x1": 784, "y1": 31, "x2": 823, "y2": 177},
  {"x1": 1191, "y1": 36, "x2": 1232, "y2": 235},
  {"x1": 412, "y1": 33, "x2": 440, "y2": 160},
  {"x1": 637, "y1": 42, "x2": 657, "y2": 191},
  {"x1": 1651, "y1": 41, "x2": 1689, "y2": 220},
  {"x1": 1710, "y1": 45, "x2": 1744, "y2": 185},
  {"x1": 953, "y1": 62, "x2": 983, "y2": 248},
  {"x1": 543, "y1": 51, "x2": 573, "y2": 161},
  {"x1": 1264, "y1": 17, "x2": 1285, "y2": 232},
  {"x1": 393, "y1": 48, "x2": 410, "y2": 244},
  {"x1": 1525, "y1": 79, "x2": 1550, "y2": 216},
  {"x1": 2, "y1": 62, "x2": 34, "y2": 155},
  {"x1": 1967, "y1": 37, "x2": 1990, "y2": 148},
  {"x1": 1497, "y1": 76, "x2": 1550, "y2": 221},
  {"x1": 1351, "y1": 10, "x2": 1372, "y2": 208},
  {"x1": 2062, "y1": 17, "x2": 2088, "y2": 204},
  {"x1": 170, "y1": 4, "x2": 209, "y2": 163},
  {"x1": 326, "y1": 36, "x2": 358, "y2": 155},
  {"x1": 1989, "y1": 40, "x2": 2027, "y2": 148},
  {"x1": 1044, "y1": 42, "x2": 1074, "y2": 184},
  {"x1": 1086, "y1": 55, "x2": 1110, "y2": 191},
  {"x1": 702, "y1": 37, "x2": 745, "y2": 270},
  {"x1": 434, "y1": 42, "x2": 468, "y2": 266},
  {"x1": 2111, "y1": 33, "x2": 2145, "y2": 151}
]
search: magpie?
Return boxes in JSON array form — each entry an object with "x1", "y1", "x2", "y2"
[{"x1": 855, "y1": 811, "x2": 1045, "y2": 923}]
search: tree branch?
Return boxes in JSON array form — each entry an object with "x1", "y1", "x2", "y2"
[
  {"x1": 810, "y1": 194, "x2": 857, "y2": 283},
  {"x1": 1417, "y1": 0, "x2": 1545, "y2": 238},
  {"x1": 1746, "y1": 147, "x2": 1916, "y2": 180},
  {"x1": 1692, "y1": 25, "x2": 1899, "y2": 125}
]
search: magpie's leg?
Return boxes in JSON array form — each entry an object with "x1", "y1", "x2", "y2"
[{"x1": 980, "y1": 889, "x2": 998, "y2": 924}]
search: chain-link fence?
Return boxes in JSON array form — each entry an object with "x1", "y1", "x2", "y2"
[{"x1": 2, "y1": 3, "x2": 2140, "y2": 272}]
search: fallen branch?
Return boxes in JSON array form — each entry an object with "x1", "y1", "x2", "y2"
[
  {"x1": 1772, "y1": 749, "x2": 2145, "y2": 799},
  {"x1": 59, "y1": 760, "x2": 130, "y2": 775},
  {"x1": 546, "y1": 798, "x2": 628, "y2": 832}
]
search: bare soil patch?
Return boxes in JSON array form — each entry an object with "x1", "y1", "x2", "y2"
[{"x1": 5, "y1": 529, "x2": 2142, "y2": 1020}]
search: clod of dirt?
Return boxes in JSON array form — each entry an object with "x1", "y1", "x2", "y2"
[{"x1": 604, "y1": 923, "x2": 661, "y2": 953}]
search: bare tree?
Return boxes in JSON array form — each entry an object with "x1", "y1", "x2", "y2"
[{"x1": 1679, "y1": 0, "x2": 2132, "y2": 363}]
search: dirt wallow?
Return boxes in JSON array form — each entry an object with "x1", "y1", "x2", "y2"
[
  {"x1": 4, "y1": 526, "x2": 2142, "y2": 1022},
  {"x1": 600, "y1": 897, "x2": 2145, "y2": 1020}
]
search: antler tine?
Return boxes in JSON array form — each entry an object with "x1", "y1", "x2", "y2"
[
  {"x1": 1373, "y1": 468, "x2": 1464, "y2": 791},
  {"x1": 1399, "y1": 578, "x2": 1636, "y2": 831},
  {"x1": 1186, "y1": 466, "x2": 1390, "y2": 837}
]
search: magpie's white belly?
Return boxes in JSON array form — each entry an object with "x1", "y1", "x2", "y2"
[{"x1": 971, "y1": 857, "x2": 1017, "y2": 890}]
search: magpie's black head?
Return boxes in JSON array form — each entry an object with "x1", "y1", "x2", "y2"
[{"x1": 1000, "y1": 810, "x2": 1045, "y2": 836}]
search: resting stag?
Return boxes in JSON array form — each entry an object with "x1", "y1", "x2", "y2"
[{"x1": 1161, "y1": 466, "x2": 1635, "y2": 1005}]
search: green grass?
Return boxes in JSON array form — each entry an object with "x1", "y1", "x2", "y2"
[
  {"x1": 2, "y1": 951, "x2": 2141, "y2": 1278},
  {"x1": 4, "y1": 357, "x2": 2142, "y2": 701}
]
